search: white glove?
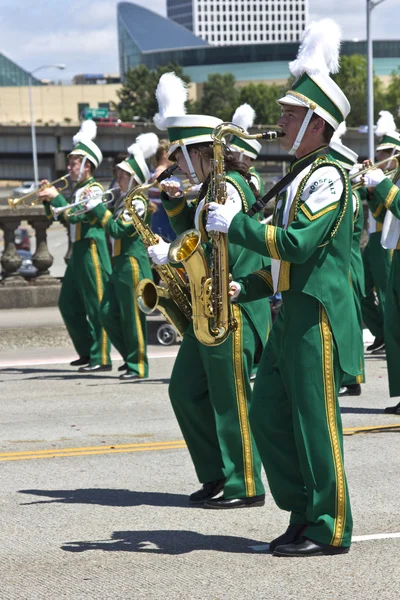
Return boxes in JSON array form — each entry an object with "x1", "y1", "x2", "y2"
[
  {"x1": 229, "y1": 280, "x2": 241, "y2": 302},
  {"x1": 349, "y1": 163, "x2": 363, "y2": 184},
  {"x1": 147, "y1": 238, "x2": 171, "y2": 265},
  {"x1": 206, "y1": 201, "x2": 239, "y2": 234},
  {"x1": 84, "y1": 194, "x2": 102, "y2": 211},
  {"x1": 160, "y1": 180, "x2": 183, "y2": 198},
  {"x1": 362, "y1": 168, "x2": 386, "y2": 188}
]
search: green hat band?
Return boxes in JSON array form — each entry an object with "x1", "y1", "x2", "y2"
[
  {"x1": 380, "y1": 134, "x2": 400, "y2": 148},
  {"x1": 230, "y1": 135, "x2": 257, "y2": 157},
  {"x1": 124, "y1": 156, "x2": 145, "y2": 182},
  {"x1": 72, "y1": 142, "x2": 99, "y2": 166},
  {"x1": 291, "y1": 73, "x2": 344, "y2": 125},
  {"x1": 329, "y1": 148, "x2": 354, "y2": 166},
  {"x1": 168, "y1": 126, "x2": 215, "y2": 145}
]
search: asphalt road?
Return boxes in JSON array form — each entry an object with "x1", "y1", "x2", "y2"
[{"x1": 0, "y1": 348, "x2": 399, "y2": 599}]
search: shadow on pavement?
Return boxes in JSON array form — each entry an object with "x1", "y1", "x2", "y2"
[
  {"x1": 61, "y1": 529, "x2": 267, "y2": 555},
  {"x1": 19, "y1": 488, "x2": 191, "y2": 508},
  {"x1": 340, "y1": 407, "x2": 385, "y2": 414}
]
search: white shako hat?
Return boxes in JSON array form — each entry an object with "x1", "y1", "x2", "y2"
[
  {"x1": 329, "y1": 121, "x2": 358, "y2": 170},
  {"x1": 154, "y1": 72, "x2": 222, "y2": 183},
  {"x1": 277, "y1": 19, "x2": 351, "y2": 155},
  {"x1": 70, "y1": 119, "x2": 103, "y2": 168},
  {"x1": 229, "y1": 103, "x2": 261, "y2": 159},
  {"x1": 117, "y1": 133, "x2": 159, "y2": 185},
  {"x1": 375, "y1": 111, "x2": 400, "y2": 152}
]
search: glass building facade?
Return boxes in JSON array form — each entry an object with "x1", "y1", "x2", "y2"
[
  {"x1": 167, "y1": 0, "x2": 194, "y2": 31},
  {"x1": 0, "y1": 53, "x2": 41, "y2": 86}
]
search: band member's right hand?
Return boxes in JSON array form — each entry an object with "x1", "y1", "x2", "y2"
[
  {"x1": 38, "y1": 180, "x2": 58, "y2": 202},
  {"x1": 361, "y1": 168, "x2": 385, "y2": 188},
  {"x1": 147, "y1": 236, "x2": 171, "y2": 265},
  {"x1": 349, "y1": 163, "x2": 363, "y2": 184},
  {"x1": 160, "y1": 180, "x2": 183, "y2": 199},
  {"x1": 229, "y1": 281, "x2": 241, "y2": 302},
  {"x1": 84, "y1": 194, "x2": 102, "y2": 212}
]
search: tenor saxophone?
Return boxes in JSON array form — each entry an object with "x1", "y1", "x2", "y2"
[
  {"x1": 124, "y1": 174, "x2": 192, "y2": 337},
  {"x1": 168, "y1": 123, "x2": 282, "y2": 346}
]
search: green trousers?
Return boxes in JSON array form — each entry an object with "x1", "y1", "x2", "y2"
[
  {"x1": 169, "y1": 304, "x2": 265, "y2": 499},
  {"x1": 59, "y1": 238, "x2": 111, "y2": 366},
  {"x1": 361, "y1": 233, "x2": 391, "y2": 340},
  {"x1": 100, "y1": 255, "x2": 149, "y2": 378},
  {"x1": 384, "y1": 251, "x2": 400, "y2": 397},
  {"x1": 250, "y1": 291, "x2": 352, "y2": 548}
]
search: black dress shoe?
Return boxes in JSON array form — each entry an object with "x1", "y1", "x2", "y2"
[
  {"x1": 269, "y1": 524, "x2": 306, "y2": 552},
  {"x1": 118, "y1": 362, "x2": 128, "y2": 372},
  {"x1": 189, "y1": 479, "x2": 225, "y2": 504},
  {"x1": 366, "y1": 337, "x2": 384, "y2": 352},
  {"x1": 78, "y1": 364, "x2": 112, "y2": 373},
  {"x1": 119, "y1": 372, "x2": 140, "y2": 381},
  {"x1": 384, "y1": 401, "x2": 400, "y2": 415},
  {"x1": 70, "y1": 356, "x2": 90, "y2": 367},
  {"x1": 273, "y1": 537, "x2": 350, "y2": 557},
  {"x1": 338, "y1": 384, "x2": 361, "y2": 397},
  {"x1": 203, "y1": 494, "x2": 265, "y2": 509}
]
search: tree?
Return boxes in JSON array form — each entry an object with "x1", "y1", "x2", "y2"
[
  {"x1": 332, "y1": 55, "x2": 384, "y2": 127},
  {"x1": 384, "y1": 67, "x2": 400, "y2": 128},
  {"x1": 195, "y1": 73, "x2": 239, "y2": 121},
  {"x1": 113, "y1": 63, "x2": 191, "y2": 122},
  {"x1": 239, "y1": 82, "x2": 285, "y2": 125}
]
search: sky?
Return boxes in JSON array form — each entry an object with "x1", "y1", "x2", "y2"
[{"x1": 0, "y1": 0, "x2": 398, "y2": 82}]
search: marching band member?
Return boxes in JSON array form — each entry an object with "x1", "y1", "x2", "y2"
[
  {"x1": 207, "y1": 20, "x2": 361, "y2": 555},
  {"x1": 358, "y1": 127, "x2": 400, "y2": 415},
  {"x1": 360, "y1": 112, "x2": 394, "y2": 353},
  {"x1": 39, "y1": 120, "x2": 112, "y2": 372},
  {"x1": 229, "y1": 103, "x2": 265, "y2": 195},
  {"x1": 329, "y1": 123, "x2": 366, "y2": 396},
  {"x1": 147, "y1": 73, "x2": 271, "y2": 508},
  {"x1": 83, "y1": 134, "x2": 158, "y2": 381}
]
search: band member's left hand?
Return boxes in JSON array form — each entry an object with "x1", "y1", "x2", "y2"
[
  {"x1": 206, "y1": 201, "x2": 239, "y2": 234},
  {"x1": 229, "y1": 280, "x2": 241, "y2": 302},
  {"x1": 362, "y1": 168, "x2": 385, "y2": 188},
  {"x1": 38, "y1": 180, "x2": 58, "y2": 201},
  {"x1": 84, "y1": 192, "x2": 102, "y2": 212}
]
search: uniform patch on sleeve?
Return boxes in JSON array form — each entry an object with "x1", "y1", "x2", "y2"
[{"x1": 300, "y1": 166, "x2": 343, "y2": 219}]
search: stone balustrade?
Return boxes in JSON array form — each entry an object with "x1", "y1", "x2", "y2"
[{"x1": 0, "y1": 205, "x2": 66, "y2": 309}]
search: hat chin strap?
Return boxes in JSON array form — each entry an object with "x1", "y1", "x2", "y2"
[
  {"x1": 77, "y1": 156, "x2": 88, "y2": 182},
  {"x1": 181, "y1": 145, "x2": 200, "y2": 185},
  {"x1": 289, "y1": 108, "x2": 315, "y2": 156}
]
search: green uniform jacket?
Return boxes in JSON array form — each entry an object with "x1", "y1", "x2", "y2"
[
  {"x1": 161, "y1": 171, "x2": 272, "y2": 345},
  {"x1": 351, "y1": 188, "x2": 366, "y2": 299},
  {"x1": 88, "y1": 192, "x2": 153, "y2": 279},
  {"x1": 228, "y1": 149, "x2": 362, "y2": 377},
  {"x1": 367, "y1": 176, "x2": 400, "y2": 230},
  {"x1": 249, "y1": 166, "x2": 265, "y2": 196}
]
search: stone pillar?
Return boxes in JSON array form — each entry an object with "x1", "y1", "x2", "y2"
[
  {"x1": 0, "y1": 217, "x2": 27, "y2": 286},
  {"x1": 27, "y1": 217, "x2": 58, "y2": 285}
]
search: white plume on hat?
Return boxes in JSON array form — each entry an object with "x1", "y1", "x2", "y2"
[
  {"x1": 127, "y1": 132, "x2": 159, "y2": 159},
  {"x1": 331, "y1": 121, "x2": 347, "y2": 144},
  {"x1": 73, "y1": 119, "x2": 97, "y2": 145},
  {"x1": 232, "y1": 103, "x2": 256, "y2": 131},
  {"x1": 375, "y1": 110, "x2": 397, "y2": 137},
  {"x1": 289, "y1": 18, "x2": 341, "y2": 79},
  {"x1": 154, "y1": 72, "x2": 188, "y2": 131}
]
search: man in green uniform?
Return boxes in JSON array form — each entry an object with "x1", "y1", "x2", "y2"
[
  {"x1": 84, "y1": 134, "x2": 157, "y2": 380},
  {"x1": 357, "y1": 130, "x2": 400, "y2": 415},
  {"x1": 40, "y1": 121, "x2": 112, "y2": 372},
  {"x1": 229, "y1": 103, "x2": 265, "y2": 196},
  {"x1": 147, "y1": 72, "x2": 272, "y2": 508},
  {"x1": 329, "y1": 127, "x2": 366, "y2": 396},
  {"x1": 207, "y1": 19, "x2": 362, "y2": 555},
  {"x1": 360, "y1": 111, "x2": 395, "y2": 353}
]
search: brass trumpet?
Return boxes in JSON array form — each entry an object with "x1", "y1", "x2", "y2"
[
  {"x1": 351, "y1": 153, "x2": 400, "y2": 190},
  {"x1": 8, "y1": 174, "x2": 70, "y2": 209},
  {"x1": 51, "y1": 187, "x2": 119, "y2": 219}
]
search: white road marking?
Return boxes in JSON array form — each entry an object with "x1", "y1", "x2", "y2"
[
  {"x1": 249, "y1": 532, "x2": 400, "y2": 552},
  {"x1": 0, "y1": 351, "x2": 178, "y2": 368}
]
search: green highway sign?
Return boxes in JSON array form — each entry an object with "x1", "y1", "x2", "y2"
[{"x1": 83, "y1": 107, "x2": 109, "y2": 119}]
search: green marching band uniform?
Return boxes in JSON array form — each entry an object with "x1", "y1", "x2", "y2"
[
  {"x1": 208, "y1": 22, "x2": 362, "y2": 550},
  {"x1": 44, "y1": 124, "x2": 112, "y2": 368},
  {"x1": 363, "y1": 129, "x2": 400, "y2": 405},
  {"x1": 152, "y1": 80, "x2": 272, "y2": 502},
  {"x1": 329, "y1": 130, "x2": 366, "y2": 389},
  {"x1": 86, "y1": 135, "x2": 157, "y2": 379}
]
